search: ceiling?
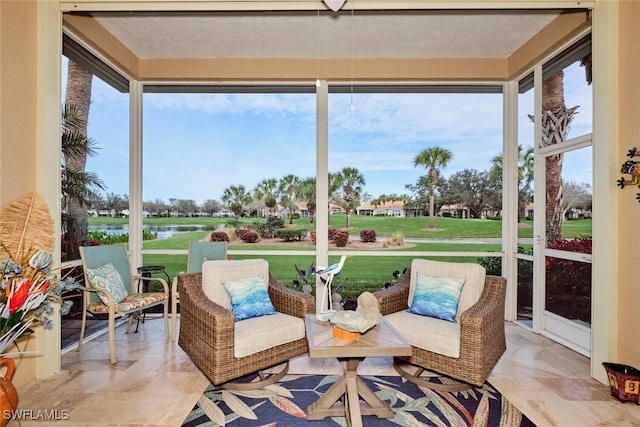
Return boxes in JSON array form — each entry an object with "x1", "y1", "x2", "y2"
[{"x1": 91, "y1": 10, "x2": 564, "y2": 61}]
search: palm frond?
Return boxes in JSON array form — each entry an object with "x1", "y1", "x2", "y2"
[{"x1": 0, "y1": 193, "x2": 54, "y2": 261}]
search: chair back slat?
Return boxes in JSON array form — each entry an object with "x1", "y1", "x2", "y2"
[{"x1": 187, "y1": 241, "x2": 227, "y2": 273}]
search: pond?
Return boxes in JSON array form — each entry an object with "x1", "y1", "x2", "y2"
[{"x1": 89, "y1": 224, "x2": 223, "y2": 239}]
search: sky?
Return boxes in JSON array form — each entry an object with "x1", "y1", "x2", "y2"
[{"x1": 70, "y1": 60, "x2": 593, "y2": 206}]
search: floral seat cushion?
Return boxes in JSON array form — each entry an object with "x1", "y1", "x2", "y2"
[{"x1": 87, "y1": 292, "x2": 167, "y2": 314}]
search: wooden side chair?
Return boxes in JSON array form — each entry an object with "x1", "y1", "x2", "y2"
[
  {"x1": 78, "y1": 244, "x2": 169, "y2": 364},
  {"x1": 171, "y1": 241, "x2": 227, "y2": 340}
]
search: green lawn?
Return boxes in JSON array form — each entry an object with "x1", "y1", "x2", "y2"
[
  {"x1": 89, "y1": 214, "x2": 591, "y2": 239},
  {"x1": 89, "y1": 215, "x2": 591, "y2": 299}
]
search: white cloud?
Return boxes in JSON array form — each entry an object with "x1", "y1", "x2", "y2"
[{"x1": 84, "y1": 81, "x2": 591, "y2": 203}]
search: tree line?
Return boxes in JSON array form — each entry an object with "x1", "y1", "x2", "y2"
[{"x1": 83, "y1": 145, "x2": 591, "y2": 231}]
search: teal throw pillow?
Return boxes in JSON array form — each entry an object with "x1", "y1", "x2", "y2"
[
  {"x1": 408, "y1": 272, "x2": 466, "y2": 322},
  {"x1": 221, "y1": 275, "x2": 276, "y2": 321},
  {"x1": 86, "y1": 261, "x2": 129, "y2": 305}
]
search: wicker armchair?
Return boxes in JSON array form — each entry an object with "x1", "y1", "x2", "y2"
[
  {"x1": 374, "y1": 259, "x2": 507, "y2": 389},
  {"x1": 178, "y1": 259, "x2": 315, "y2": 389}
]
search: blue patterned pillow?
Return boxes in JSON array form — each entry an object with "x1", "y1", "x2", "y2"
[
  {"x1": 408, "y1": 273, "x2": 466, "y2": 322},
  {"x1": 221, "y1": 275, "x2": 276, "y2": 321},
  {"x1": 86, "y1": 261, "x2": 129, "y2": 305}
]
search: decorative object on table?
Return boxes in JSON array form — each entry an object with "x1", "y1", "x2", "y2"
[
  {"x1": 329, "y1": 291, "x2": 381, "y2": 339},
  {"x1": 0, "y1": 192, "x2": 78, "y2": 357},
  {"x1": 331, "y1": 322, "x2": 360, "y2": 340},
  {"x1": 315, "y1": 254, "x2": 352, "y2": 321},
  {"x1": 603, "y1": 362, "x2": 640, "y2": 403},
  {"x1": 616, "y1": 147, "x2": 640, "y2": 202},
  {"x1": 355, "y1": 291, "x2": 381, "y2": 324},
  {"x1": 182, "y1": 374, "x2": 536, "y2": 427},
  {"x1": 330, "y1": 292, "x2": 344, "y2": 311},
  {"x1": 0, "y1": 358, "x2": 18, "y2": 427}
]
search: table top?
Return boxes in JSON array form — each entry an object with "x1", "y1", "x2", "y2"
[{"x1": 305, "y1": 314, "x2": 411, "y2": 359}]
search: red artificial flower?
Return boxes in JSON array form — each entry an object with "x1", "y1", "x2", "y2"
[{"x1": 9, "y1": 280, "x2": 32, "y2": 315}]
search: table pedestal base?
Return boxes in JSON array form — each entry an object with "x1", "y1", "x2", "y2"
[{"x1": 306, "y1": 358, "x2": 394, "y2": 427}]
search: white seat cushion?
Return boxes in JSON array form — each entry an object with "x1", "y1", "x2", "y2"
[
  {"x1": 234, "y1": 312, "x2": 305, "y2": 358},
  {"x1": 386, "y1": 310, "x2": 461, "y2": 358}
]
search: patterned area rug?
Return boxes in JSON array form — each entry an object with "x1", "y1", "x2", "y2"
[{"x1": 182, "y1": 374, "x2": 536, "y2": 426}]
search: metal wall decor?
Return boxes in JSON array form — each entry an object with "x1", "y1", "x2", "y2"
[{"x1": 617, "y1": 147, "x2": 640, "y2": 202}]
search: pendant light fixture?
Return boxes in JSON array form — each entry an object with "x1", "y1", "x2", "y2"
[
  {"x1": 323, "y1": 0, "x2": 347, "y2": 12},
  {"x1": 316, "y1": 2, "x2": 321, "y2": 87}
]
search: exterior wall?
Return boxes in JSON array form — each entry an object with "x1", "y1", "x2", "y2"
[
  {"x1": 617, "y1": 0, "x2": 640, "y2": 369},
  {"x1": 0, "y1": 1, "x2": 38, "y2": 204}
]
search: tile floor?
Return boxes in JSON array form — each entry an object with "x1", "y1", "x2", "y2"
[{"x1": 14, "y1": 317, "x2": 640, "y2": 426}]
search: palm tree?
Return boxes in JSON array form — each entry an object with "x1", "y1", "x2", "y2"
[
  {"x1": 278, "y1": 174, "x2": 301, "y2": 224},
  {"x1": 61, "y1": 104, "x2": 106, "y2": 260},
  {"x1": 253, "y1": 178, "x2": 279, "y2": 217},
  {"x1": 61, "y1": 104, "x2": 105, "y2": 204},
  {"x1": 298, "y1": 177, "x2": 317, "y2": 224},
  {"x1": 221, "y1": 185, "x2": 251, "y2": 218},
  {"x1": 490, "y1": 145, "x2": 534, "y2": 221},
  {"x1": 62, "y1": 60, "x2": 98, "y2": 260},
  {"x1": 332, "y1": 167, "x2": 366, "y2": 229},
  {"x1": 540, "y1": 71, "x2": 579, "y2": 243},
  {"x1": 413, "y1": 146, "x2": 453, "y2": 229}
]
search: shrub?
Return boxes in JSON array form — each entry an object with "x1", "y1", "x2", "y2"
[
  {"x1": 547, "y1": 237, "x2": 592, "y2": 254},
  {"x1": 240, "y1": 231, "x2": 259, "y2": 243},
  {"x1": 546, "y1": 237, "x2": 592, "y2": 296},
  {"x1": 359, "y1": 229, "x2": 376, "y2": 243},
  {"x1": 477, "y1": 246, "x2": 534, "y2": 280},
  {"x1": 226, "y1": 218, "x2": 242, "y2": 229},
  {"x1": 384, "y1": 231, "x2": 404, "y2": 246},
  {"x1": 210, "y1": 231, "x2": 230, "y2": 242},
  {"x1": 328, "y1": 228, "x2": 337, "y2": 241},
  {"x1": 254, "y1": 217, "x2": 285, "y2": 238},
  {"x1": 334, "y1": 231, "x2": 349, "y2": 247},
  {"x1": 277, "y1": 228, "x2": 308, "y2": 241},
  {"x1": 87, "y1": 229, "x2": 157, "y2": 245},
  {"x1": 477, "y1": 254, "x2": 502, "y2": 276},
  {"x1": 235, "y1": 228, "x2": 251, "y2": 239}
]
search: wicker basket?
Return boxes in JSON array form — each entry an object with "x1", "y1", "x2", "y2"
[{"x1": 603, "y1": 362, "x2": 640, "y2": 403}]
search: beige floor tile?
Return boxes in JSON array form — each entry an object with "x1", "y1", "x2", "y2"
[{"x1": 13, "y1": 317, "x2": 640, "y2": 426}]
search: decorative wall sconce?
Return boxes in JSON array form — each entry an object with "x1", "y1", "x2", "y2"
[{"x1": 617, "y1": 147, "x2": 640, "y2": 202}]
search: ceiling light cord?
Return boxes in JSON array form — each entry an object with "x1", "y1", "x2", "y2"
[
  {"x1": 350, "y1": 4, "x2": 354, "y2": 111},
  {"x1": 316, "y1": 2, "x2": 321, "y2": 88}
]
